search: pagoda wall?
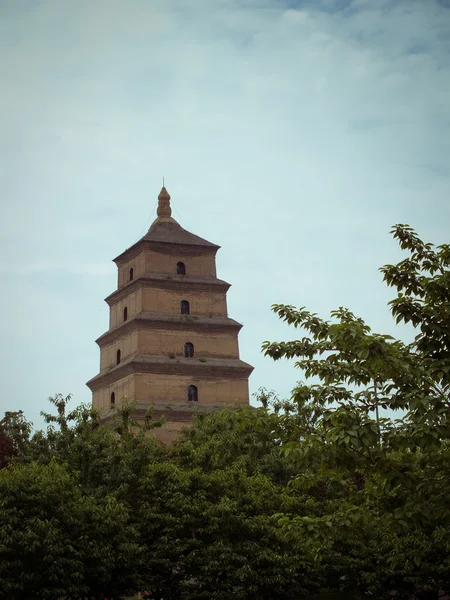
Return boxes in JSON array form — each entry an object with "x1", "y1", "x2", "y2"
[
  {"x1": 109, "y1": 289, "x2": 142, "y2": 327},
  {"x1": 153, "y1": 420, "x2": 190, "y2": 445},
  {"x1": 141, "y1": 287, "x2": 227, "y2": 316},
  {"x1": 100, "y1": 331, "x2": 139, "y2": 370},
  {"x1": 133, "y1": 372, "x2": 249, "y2": 407},
  {"x1": 92, "y1": 373, "x2": 135, "y2": 411},
  {"x1": 93, "y1": 372, "x2": 249, "y2": 420},
  {"x1": 117, "y1": 248, "x2": 217, "y2": 289},
  {"x1": 138, "y1": 329, "x2": 239, "y2": 358},
  {"x1": 99, "y1": 328, "x2": 239, "y2": 371},
  {"x1": 117, "y1": 253, "x2": 146, "y2": 288},
  {"x1": 144, "y1": 249, "x2": 217, "y2": 278},
  {"x1": 109, "y1": 286, "x2": 228, "y2": 328}
]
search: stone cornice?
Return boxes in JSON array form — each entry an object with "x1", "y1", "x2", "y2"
[
  {"x1": 95, "y1": 312, "x2": 243, "y2": 347},
  {"x1": 114, "y1": 239, "x2": 219, "y2": 265},
  {"x1": 86, "y1": 355, "x2": 254, "y2": 392},
  {"x1": 105, "y1": 274, "x2": 231, "y2": 305}
]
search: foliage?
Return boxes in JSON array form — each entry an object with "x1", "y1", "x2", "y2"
[
  {"x1": 0, "y1": 397, "x2": 324, "y2": 599},
  {"x1": 4, "y1": 395, "x2": 166, "y2": 500},
  {"x1": 0, "y1": 427, "x2": 14, "y2": 469},
  {"x1": 0, "y1": 409, "x2": 32, "y2": 465},
  {"x1": 261, "y1": 224, "x2": 450, "y2": 597},
  {"x1": 0, "y1": 460, "x2": 142, "y2": 600},
  {"x1": 138, "y1": 460, "x2": 321, "y2": 599},
  {"x1": 173, "y1": 402, "x2": 296, "y2": 484}
]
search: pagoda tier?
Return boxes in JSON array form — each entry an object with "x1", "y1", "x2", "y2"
[
  {"x1": 87, "y1": 355, "x2": 253, "y2": 391},
  {"x1": 96, "y1": 312, "x2": 244, "y2": 346}
]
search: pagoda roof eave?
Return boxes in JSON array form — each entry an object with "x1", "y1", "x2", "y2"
[
  {"x1": 95, "y1": 312, "x2": 243, "y2": 346},
  {"x1": 87, "y1": 355, "x2": 254, "y2": 392},
  {"x1": 113, "y1": 238, "x2": 220, "y2": 265},
  {"x1": 104, "y1": 274, "x2": 231, "y2": 305}
]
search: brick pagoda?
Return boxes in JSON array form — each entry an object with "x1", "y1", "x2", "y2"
[{"x1": 87, "y1": 187, "x2": 253, "y2": 443}]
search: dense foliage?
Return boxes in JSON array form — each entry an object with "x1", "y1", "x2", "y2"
[
  {"x1": 261, "y1": 224, "x2": 450, "y2": 599},
  {"x1": 1, "y1": 225, "x2": 449, "y2": 599}
]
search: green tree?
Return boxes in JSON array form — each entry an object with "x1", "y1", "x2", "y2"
[
  {"x1": 5, "y1": 394, "x2": 166, "y2": 501},
  {"x1": 0, "y1": 409, "x2": 32, "y2": 465},
  {"x1": 0, "y1": 427, "x2": 14, "y2": 469},
  {"x1": 262, "y1": 225, "x2": 450, "y2": 598},
  {"x1": 1, "y1": 398, "x2": 326, "y2": 599},
  {"x1": 138, "y1": 459, "x2": 322, "y2": 599},
  {"x1": 173, "y1": 402, "x2": 297, "y2": 485},
  {"x1": 0, "y1": 460, "x2": 143, "y2": 600}
]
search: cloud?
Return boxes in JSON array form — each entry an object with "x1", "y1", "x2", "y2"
[{"x1": 0, "y1": 0, "x2": 449, "y2": 427}]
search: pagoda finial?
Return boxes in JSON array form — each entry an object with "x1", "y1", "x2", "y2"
[{"x1": 157, "y1": 186, "x2": 171, "y2": 218}]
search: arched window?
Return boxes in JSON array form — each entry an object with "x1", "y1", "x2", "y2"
[
  {"x1": 187, "y1": 385, "x2": 198, "y2": 402},
  {"x1": 129, "y1": 267, "x2": 134, "y2": 281},
  {"x1": 184, "y1": 342, "x2": 194, "y2": 358},
  {"x1": 177, "y1": 261, "x2": 186, "y2": 275},
  {"x1": 180, "y1": 300, "x2": 190, "y2": 315},
  {"x1": 110, "y1": 392, "x2": 115, "y2": 406},
  {"x1": 116, "y1": 349, "x2": 121, "y2": 365},
  {"x1": 123, "y1": 306, "x2": 128, "y2": 321}
]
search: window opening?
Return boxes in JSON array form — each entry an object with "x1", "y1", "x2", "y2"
[
  {"x1": 110, "y1": 392, "x2": 115, "y2": 406},
  {"x1": 116, "y1": 349, "x2": 121, "y2": 365},
  {"x1": 123, "y1": 307, "x2": 128, "y2": 321},
  {"x1": 177, "y1": 262, "x2": 186, "y2": 275},
  {"x1": 187, "y1": 385, "x2": 198, "y2": 402},
  {"x1": 129, "y1": 268, "x2": 134, "y2": 281},
  {"x1": 180, "y1": 300, "x2": 190, "y2": 314},
  {"x1": 184, "y1": 342, "x2": 194, "y2": 358}
]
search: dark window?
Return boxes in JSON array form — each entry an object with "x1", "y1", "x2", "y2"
[
  {"x1": 180, "y1": 300, "x2": 190, "y2": 315},
  {"x1": 116, "y1": 349, "x2": 121, "y2": 365},
  {"x1": 110, "y1": 392, "x2": 115, "y2": 406},
  {"x1": 177, "y1": 261, "x2": 186, "y2": 275},
  {"x1": 129, "y1": 267, "x2": 134, "y2": 281},
  {"x1": 184, "y1": 342, "x2": 194, "y2": 358},
  {"x1": 123, "y1": 307, "x2": 128, "y2": 321},
  {"x1": 187, "y1": 385, "x2": 198, "y2": 402}
]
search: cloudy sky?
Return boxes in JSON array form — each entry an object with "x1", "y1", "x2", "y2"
[{"x1": 1, "y1": 0, "x2": 449, "y2": 429}]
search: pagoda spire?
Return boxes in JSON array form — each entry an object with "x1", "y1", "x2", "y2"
[{"x1": 157, "y1": 186, "x2": 172, "y2": 218}]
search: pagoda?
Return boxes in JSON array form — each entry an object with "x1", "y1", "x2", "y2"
[{"x1": 87, "y1": 187, "x2": 253, "y2": 443}]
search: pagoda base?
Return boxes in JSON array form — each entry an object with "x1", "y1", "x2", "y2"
[{"x1": 99, "y1": 402, "x2": 242, "y2": 445}]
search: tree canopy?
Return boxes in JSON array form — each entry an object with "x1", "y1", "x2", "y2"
[{"x1": 261, "y1": 224, "x2": 450, "y2": 598}]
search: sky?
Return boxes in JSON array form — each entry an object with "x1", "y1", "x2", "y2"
[{"x1": 1, "y1": 0, "x2": 449, "y2": 430}]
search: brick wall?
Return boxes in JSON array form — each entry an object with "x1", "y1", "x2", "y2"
[{"x1": 133, "y1": 372, "x2": 249, "y2": 407}]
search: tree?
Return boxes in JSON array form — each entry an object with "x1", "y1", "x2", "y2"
[
  {"x1": 1, "y1": 397, "x2": 326, "y2": 599},
  {"x1": 173, "y1": 402, "x2": 297, "y2": 485},
  {"x1": 5, "y1": 394, "x2": 166, "y2": 501},
  {"x1": 0, "y1": 428, "x2": 14, "y2": 469},
  {"x1": 0, "y1": 396, "x2": 167, "y2": 599},
  {"x1": 0, "y1": 460, "x2": 143, "y2": 600},
  {"x1": 261, "y1": 225, "x2": 450, "y2": 598},
  {"x1": 0, "y1": 410, "x2": 32, "y2": 468},
  {"x1": 137, "y1": 458, "x2": 323, "y2": 599}
]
